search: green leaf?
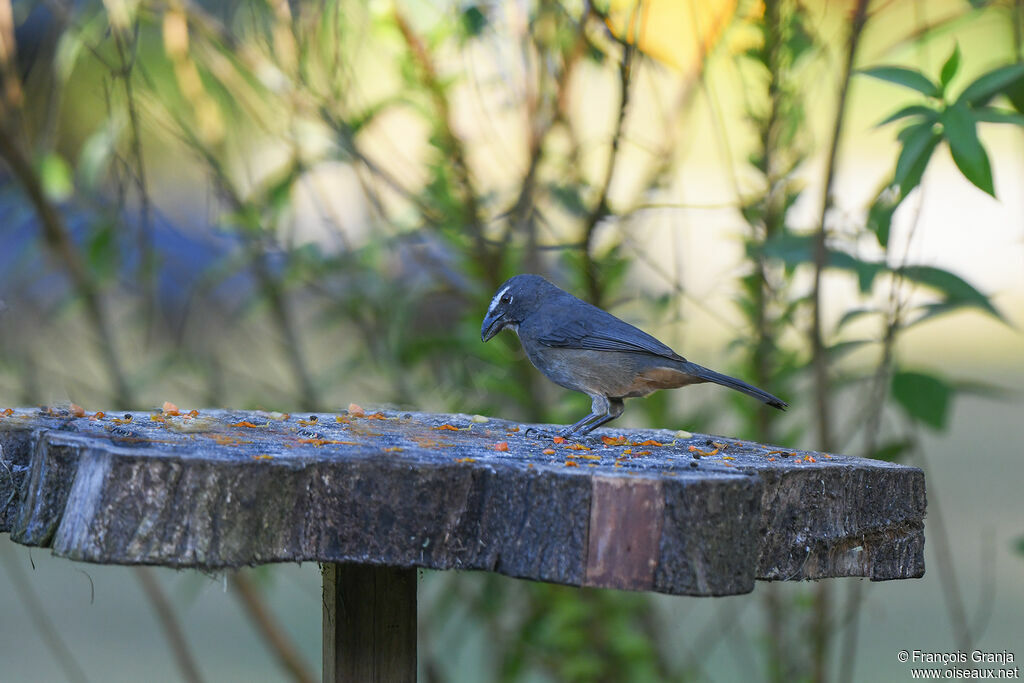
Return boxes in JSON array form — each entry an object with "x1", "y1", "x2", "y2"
[
  {"x1": 460, "y1": 6, "x2": 487, "y2": 38},
  {"x1": 941, "y1": 103, "x2": 994, "y2": 196},
  {"x1": 894, "y1": 122, "x2": 940, "y2": 196},
  {"x1": 836, "y1": 307, "x2": 880, "y2": 330},
  {"x1": 867, "y1": 188, "x2": 900, "y2": 248},
  {"x1": 859, "y1": 66, "x2": 940, "y2": 97},
  {"x1": 899, "y1": 264, "x2": 1002, "y2": 320},
  {"x1": 1005, "y1": 74, "x2": 1024, "y2": 113},
  {"x1": 956, "y1": 63, "x2": 1024, "y2": 107},
  {"x1": 86, "y1": 220, "x2": 118, "y2": 283},
  {"x1": 892, "y1": 370, "x2": 952, "y2": 430},
  {"x1": 827, "y1": 339, "x2": 873, "y2": 360},
  {"x1": 38, "y1": 153, "x2": 74, "y2": 202},
  {"x1": 939, "y1": 44, "x2": 960, "y2": 91},
  {"x1": 549, "y1": 183, "x2": 587, "y2": 217},
  {"x1": 760, "y1": 233, "x2": 884, "y2": 291},
  {"x1": 952, "y1": 379, "x2": 1015, "y2": 401},
  {"x1": 972, "y1": 107, "x2": 1024, "y2": 126},
  {"x1": 876, "y1": 104, "x2": 939, "y2": 128}
]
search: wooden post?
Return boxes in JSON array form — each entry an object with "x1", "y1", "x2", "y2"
[{"x1": 322, "y1": 563, "x2": 417, "y2": 683}]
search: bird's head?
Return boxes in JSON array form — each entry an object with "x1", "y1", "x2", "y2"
[{"x1": 480, "y1": 274, "x2": 552, "y2": 342}]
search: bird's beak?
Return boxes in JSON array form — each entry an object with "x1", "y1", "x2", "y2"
[{"x1": 481, "y1": 311, "x2": 504, "y2": 342}]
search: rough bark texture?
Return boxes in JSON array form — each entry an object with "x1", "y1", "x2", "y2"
[{"x1": 0, "y1": 408, "x2": 925, "y2": 596}]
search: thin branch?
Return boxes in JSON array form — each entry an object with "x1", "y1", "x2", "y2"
[
  {"x1": 808, "y1": 3, "x2": 870, "y2": 682},
  {"x1": 393, "y1": 8, "x2": 499, "y2": 288},
  {"x1": 112, "y1": 20, "x2": 157, "y2": 329},
  {"x1": 230, "y1": 571, "x2": 317, "y2": 683},
  {"x1": 134, "y1": 566, "x2": 205, "y2": 683},
  {"x1": 580, "y1": 37, "x2": 633, "y2": 307},
  {"x1": 0, "y1": 130, "x2": 134, "y2": 407},
  {"x1": 0, "y1": 542, "x2": 90, "y2": 683}
]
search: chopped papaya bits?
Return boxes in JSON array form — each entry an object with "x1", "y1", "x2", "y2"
[
  {"x1": 577, "y1": 454, "x2": 601, "y2": 461},
  {"x1": 162, "y1": 401, "x2": 180, "y2": 416},
  {"x1": 564, "y1": 460, "x2": 579, "y2": 467},
  {"x1": 366, "y1": 413, "x2": 387, "y2": 420},
  {"x1": 347, "y1": 403, "x2": 365, "y2": 417},
  {"x1": 688, "y1": 445, "x2": 718, "y2": 457},
  {"x1": 722, "y1": 456, "x2": 735, "y2": 461},
  {"x1": 633, "y1": 439, "x2": 662, "y2": 447},
  {"x1": 433, "y1": 424, "x2": 461, "y2": 431},
  {"x1": 635, "y1": 450, "x2": 651, "y2": 456},
  {"x1": 186, "y1": 410, "x2": 200, "y2": 418},
  {"x1": 0, "y1": 408, "x2": 13, "y2": 417},
  {"x1": 70, "y1": 404, "x2": 86, "y2": 418},
  {"x1": 90, "y1": 411, "x2": 105, "y2": 420},
  {"x1": 493, "y1": 441, "x2": 509, "y2": 452},
  {"x1": 454, "y1": 457, "x2": 476, "y2": 463},
  {"x1": 507, "y1": 426, "x2": 519, "y2": 432},
  {"x1": 232, "y1": 421, "x2": 267, "y2": 428},
  {"x1": 150, "y1": 414, "x2": 167, "y2": 423},
  {"x1": 566, "y1": 443, "x2": 591, "y2": 451},
  {"x1": 542, "y1": 448, "x2": 556, "y2": 455},
  {"x1": 111, "y1": 414, "x2": 133, "y2": 424},
  {"x1": 251, "y1": 454, "x2": 274, "y2": 460},
  {"x1": 383, "y1": 447, "x2": 404, "y2": 453},
  {"x1": 335, "y1": 415, "x2": 350, "y2": 423},
  {"x1": 622, "y1": 449, "x2": 632, "y2": 455},
  {"x1": 297, "y1": 438, "x2": 360, "y2": 446},
  {"x1": 552, "y1": 436, "x2": 566, "y2": 444},
  {"x1": 601, "y1": 435, "x2": 628, "y2": 446},
  {"x1": 298, "y1": 416, "x2": 319, "y2": 426},
  {"x1": 212, "y1": 435, "x2": 248, "y2": 446}
]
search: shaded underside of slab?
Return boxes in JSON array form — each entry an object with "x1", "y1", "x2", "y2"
[{"x1": 0, "y1": 408, "x2": 925, "y2": 596}]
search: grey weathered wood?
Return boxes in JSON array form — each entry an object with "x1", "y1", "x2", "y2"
[
  {"x1": 0, "y1": 407, "x2": 925, "y2": 596},
  {"x1": 322, "y1": 563, "x2": 416, "y2": 683}
]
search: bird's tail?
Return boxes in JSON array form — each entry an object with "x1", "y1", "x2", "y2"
[{"x1": 681, "y1": 362, "x2": 788, "y2": 410}]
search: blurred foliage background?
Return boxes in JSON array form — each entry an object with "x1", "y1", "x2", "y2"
[{"x1": 1, "y1": 0, "x2": 1023, "y2": 681}]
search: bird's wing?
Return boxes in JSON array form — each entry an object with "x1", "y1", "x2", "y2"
[{"x1": 536, "y1": 308, "x2": 682, "y2": 360}]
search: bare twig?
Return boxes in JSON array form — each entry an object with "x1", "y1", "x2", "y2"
[
  {"x1": 0, "y1": 131, "x2": 135, "y2": 407},
  {"x1": 230, "y1": 571, "x2": 317, "y2": 683},
  {"x1": 579, "y1": 36, "x2": 633, "y2": 307},
  {"x1": 393, "y1": 7, "x2": 499, "y2": 288},
  {"x1": 808, "y1": 2, "x2": 870, "y2": 681},
  {"x1": 0, "y1": 542, "x2": 90, "y2": 683},
  {"x1": 134, "y1": 566, "x2": 205, "y2": 683},
  {"x1": 111, "y1": 19, "x2": 157, "y2": 330}
]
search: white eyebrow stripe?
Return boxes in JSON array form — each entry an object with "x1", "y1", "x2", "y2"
[{"x1": 488, "y1": 286, "x2": 511, "y2": 314}]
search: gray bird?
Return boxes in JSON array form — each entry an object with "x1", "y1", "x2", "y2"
[{"x1": 481, "y1": 274, "x2": 787, "y2": 436}]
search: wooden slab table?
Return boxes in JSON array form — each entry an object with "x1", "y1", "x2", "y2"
[{"x1": 0, "y1": 408, "x2": 926, "y2": 681}]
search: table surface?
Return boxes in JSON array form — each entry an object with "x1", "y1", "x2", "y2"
[{"x1": 0, "y1": 407, "x2": 925, "y2": 596}]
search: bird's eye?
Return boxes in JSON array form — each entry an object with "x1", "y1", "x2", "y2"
[{"x1": 501, "y1": 295, "x2": 512, "y2": 304}]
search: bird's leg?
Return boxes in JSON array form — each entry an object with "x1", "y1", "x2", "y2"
[
  {"x1": 559, "y1": 412, "x2": 601, "y2": 438},
  {"x1": 560, "y1": 396, "x2": 619, "y2": 438},
  {"x1": 574, "y1": 398, "x2": 624, "y2": 437}
]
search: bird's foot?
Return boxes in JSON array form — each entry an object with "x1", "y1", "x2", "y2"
[{"x1": 524, "y1": 426, "x2": 562, "y2": 440}]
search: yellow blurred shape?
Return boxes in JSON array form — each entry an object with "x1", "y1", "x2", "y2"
[
  {"x1": 606, "y1": 0, "x2": 738, "y2": 72},
  {"x1": 162, "y1": 10, "x2": 189, "y2": 58}
]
